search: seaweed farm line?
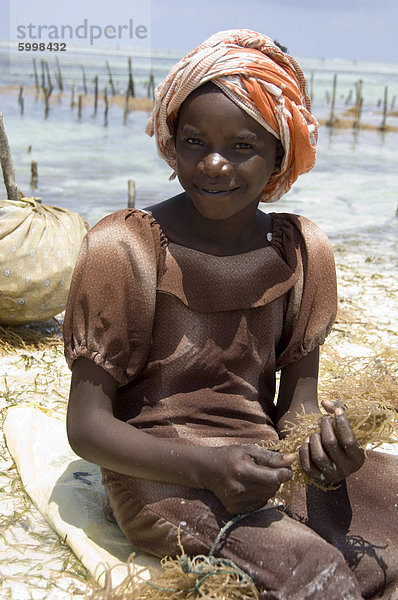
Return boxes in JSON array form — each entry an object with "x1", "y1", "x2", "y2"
[{"x1": 2, "y1": 44, "x2": 398, "y2": 122}]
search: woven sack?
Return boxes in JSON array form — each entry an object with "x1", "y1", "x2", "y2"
[{"x1": 0, "y1": 197, "x2": 88, "y2": 325}]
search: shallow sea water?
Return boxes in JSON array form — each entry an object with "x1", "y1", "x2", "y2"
[{"x1": 0, "y1": 46, "x2": 397, "y2": 273}]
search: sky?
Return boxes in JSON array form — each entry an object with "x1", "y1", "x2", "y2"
[{"x1": 0, "y1": 0, "x2": 397, "y2": 63}]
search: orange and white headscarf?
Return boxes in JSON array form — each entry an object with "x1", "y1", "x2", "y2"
[{"x1": 146, "y1": 29, "x2": 318, "y2": 203}]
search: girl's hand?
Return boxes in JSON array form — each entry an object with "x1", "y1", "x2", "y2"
[
  {"x1": 299, "y1": 399, "x2": 365, "y2": 485},
  {"x1": 205, "y1": 445, "x2": 295, "y2": 514}
]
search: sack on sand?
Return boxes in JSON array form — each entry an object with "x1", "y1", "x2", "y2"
[{"x1": 0, "y1": 197, "x2": 88, "y2": 325}]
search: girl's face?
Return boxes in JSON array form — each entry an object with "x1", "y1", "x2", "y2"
[{"x1": 174, "y1": 85, "x2": 280, "y2": 220}]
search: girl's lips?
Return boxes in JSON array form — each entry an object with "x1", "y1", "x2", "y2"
[{"x1": 195, "y1": 185, "x2": 239, "y2": 196}]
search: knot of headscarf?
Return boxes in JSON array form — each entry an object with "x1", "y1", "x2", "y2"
[{"x1": 146, "y1": 29, "x2": 318, "y2": 203}]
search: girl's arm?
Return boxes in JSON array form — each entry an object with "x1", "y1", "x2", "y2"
[
  {"x1": 67, "y1": 357, "x2": 210, "y2": 488},
  {"x1": 275, "y1": 347, "x2": 320, "y2": 436},
  {"x1": 67, "y1": 356, "x2": 294, "y2": 514},
  {"x1": 275, "y1": 348, "x2": 364, "y2": 483}
]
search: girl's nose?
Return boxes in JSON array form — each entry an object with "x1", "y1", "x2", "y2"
[{"x1": 198, "y1": 153, "x2": 232, "y2": 177}]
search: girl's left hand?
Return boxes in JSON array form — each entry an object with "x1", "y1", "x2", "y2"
[{"x1": 298, "y1": 399, "x2": 365, "y2": 484}]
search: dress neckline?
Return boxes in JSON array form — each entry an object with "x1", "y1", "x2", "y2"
[{"x1": 142, "y1": 208, "x2": 274, "y2": 258}]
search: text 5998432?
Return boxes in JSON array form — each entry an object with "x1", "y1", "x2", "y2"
[{"x1": 18, "y1": 42, "x2": 67, "y2": 52}]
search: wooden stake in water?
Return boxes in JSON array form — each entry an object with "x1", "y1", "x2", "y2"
[
  {"x1": 345, "y1": 89, "x2": 352, "y2": 105},
  {"x1": 18, "y1": 87, "x2": 24, "y2": 115},
  {"x1": 71, "y1": 81, "x2": 76, "y2": 109},
  {"x1": 106, "y1": 61, "x2": 116, "y2": 96},
  {"x1": 55, "y1": 57, "x2": 63, "y2": 91},
  {"x1": 123, "y1": 88, "x2": 129, "y2": 125},
  {"x1": 128, "y1": 179, "x2": 136, "y2": 208},
  {"x1": 353, "y1": 80, "x2": 363, "y2": 129},
  {"x1": 30, "y1": 159, "x2": 38, "y2": 189},
  {"x1": 44, "y1": 61, "x2": 53, "y2": 92},
  {"x1": 391, "y1": 95, "x2": 396, "y2": 111},
  {"x1": 40, "y1": 60, "x2": 45, "y2": 90},
  {"x1": 104, "y1": 87, "x2": 109, "y2": 127},
  {"x1": 353, "y1": 97, "x2": 363, "y2": 130},
  {"x1": 32, "y1": 58, "x2": 39, "y2": 92},
  {"x1": 78, "y1": 95, "x2": 83, "y2": 119},
  {"x1": 380, "y1": 85, "x2": 388, "y2": 131},
  {"x1": 43, "y1": 87, "x2": 52, "y2": 119},
  {"x1": 326, "y1": 74, "x2": 337, "y2": 127},
  {"x1": 127, "y1": 57, "x2": 135, "y2": 97},
  {"x1": 0, "y1": 112, "x2": 20, "y2": 200},
  {"x1": 94, "y1": 75, "x2": 98, "y2": 115},
  {"x1": 147, "y1": 70, "x2": 155, "y2": 100},
  {"x1": 81, "y1": 66, "x2": 88, "y2": 95}
]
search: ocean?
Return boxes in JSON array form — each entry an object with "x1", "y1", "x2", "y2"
[{"x1": 0, "y1": 43, "x2": 397, "y2": 274}]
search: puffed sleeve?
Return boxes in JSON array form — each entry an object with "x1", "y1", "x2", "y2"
[
  {"x1": 271, "y1": 213, "x2": 338, "y2": 370},
  {"x1": 63, "y1": 209, "x2": 165, "y2": 385}
]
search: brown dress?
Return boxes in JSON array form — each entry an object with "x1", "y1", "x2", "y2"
[{"x1": 64, "y1": 209, "x2": 398, "y2": 599}]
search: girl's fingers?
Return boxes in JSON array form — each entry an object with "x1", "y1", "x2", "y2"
[
  {"x1": 333, "y1": 414, "x2": 364, "y2": 459},
  {"x1": 298, "y1": 405, "x2": 365, "y2": 484},
  {"x1": 319, "y1": 417, "x2": 346, "y2": 464},
  {"x1": 299, "y1": 438, "x2": 323, "y2": 480},
  {"x1": 248, "y1": 446, "x2": 295, "y2": 468},
  {"x1": 322, "y1": 405, "x2": 365, "y2": 463},
  {"x1": 308, "y1": 432, "x2": 336, "y2": 472},
  {"x1": 321, "y1": 398, "x2": 342, "y2": 415},
  {"x1": 300, "y1": 432, "x2": 343, "y2": 483},
  {"x1": 242, "y1": 459, "x2": 293, "y2": 486}
]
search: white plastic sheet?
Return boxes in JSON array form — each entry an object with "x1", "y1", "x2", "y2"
[{"x1": 4, "y1": 405, "x2": 160, "y2": 586}]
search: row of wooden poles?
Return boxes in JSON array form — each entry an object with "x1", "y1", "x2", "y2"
[
  {"x1": 17, "y1": 57, "x2": 156, "y2": 124},
  {"x1": 14, "y1": 58, "x2": 144, "y2": 205},
  {"x1": 19, "y1": 62, "x2": 397, "y2": 132},
  {"x1": 310, "y1": 72, "x2": 396, "y2": 131}
]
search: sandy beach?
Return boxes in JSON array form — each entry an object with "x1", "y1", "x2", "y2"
[{"x1": 0, "y1": 236, "x2": 397, "y2": 599}]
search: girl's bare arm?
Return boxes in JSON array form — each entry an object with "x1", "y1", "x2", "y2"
[
  {"x1": 275, "y1": 347, "x2": 320, "y2": 436},
  {"x1": 67, "y1": 356, "x2": 294, "y2": 514}
]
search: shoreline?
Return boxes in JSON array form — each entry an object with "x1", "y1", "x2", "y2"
[{"x1": 0, "y1": 239, "x2": 397, "y2": 598}]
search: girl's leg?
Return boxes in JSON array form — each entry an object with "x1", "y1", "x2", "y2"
[
  {"x1": 102, "y1": 469, "x2": 362, "y2": 599},
  {"x1": 291, "y1": 451, "x2": 398, "y2": 599}
]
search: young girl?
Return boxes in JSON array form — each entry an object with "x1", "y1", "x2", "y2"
[{"x1": 64, "y1": 30, "x2": 397, "y2": 599}]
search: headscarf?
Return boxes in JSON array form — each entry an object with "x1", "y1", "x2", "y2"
[{"x1": 146, "y1": 29, "x2": 318, "y2": 203}]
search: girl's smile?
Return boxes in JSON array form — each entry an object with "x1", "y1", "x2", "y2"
[{"x1": 174, "y1": 83, "x2": 281, "y2": 221}]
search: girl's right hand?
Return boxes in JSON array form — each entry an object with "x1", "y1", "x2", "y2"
[{"x1": 203, "y1": 445, "x2": 295, "y2": 514}]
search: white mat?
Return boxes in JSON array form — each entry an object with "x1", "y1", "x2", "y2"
[{"x1": 4, "y1": 405, "x2": 160, "y2": 586}]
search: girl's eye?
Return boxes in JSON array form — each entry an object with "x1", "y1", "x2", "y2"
[
  {"x1": 234, "y1": 142, "x2": 253, "y2": 150},
  {"x1": 186, "y1": 137, "x2": 202, "y2": 145}
]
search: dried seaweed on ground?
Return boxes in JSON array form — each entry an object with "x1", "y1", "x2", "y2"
[
  {"x1": 90, "y1": 550, "x2": 260, "y2": 600},
  {"x1": 0, "y1": 320, "x2": 62, "y2": 354}
]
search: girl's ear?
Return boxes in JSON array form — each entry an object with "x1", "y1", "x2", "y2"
[
  {"x1": 274, "y1": 141, "x2": 284, "y2": 172},
  {"x1": 167, "y1": 109, "x2": 180, "y2": 144}
]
